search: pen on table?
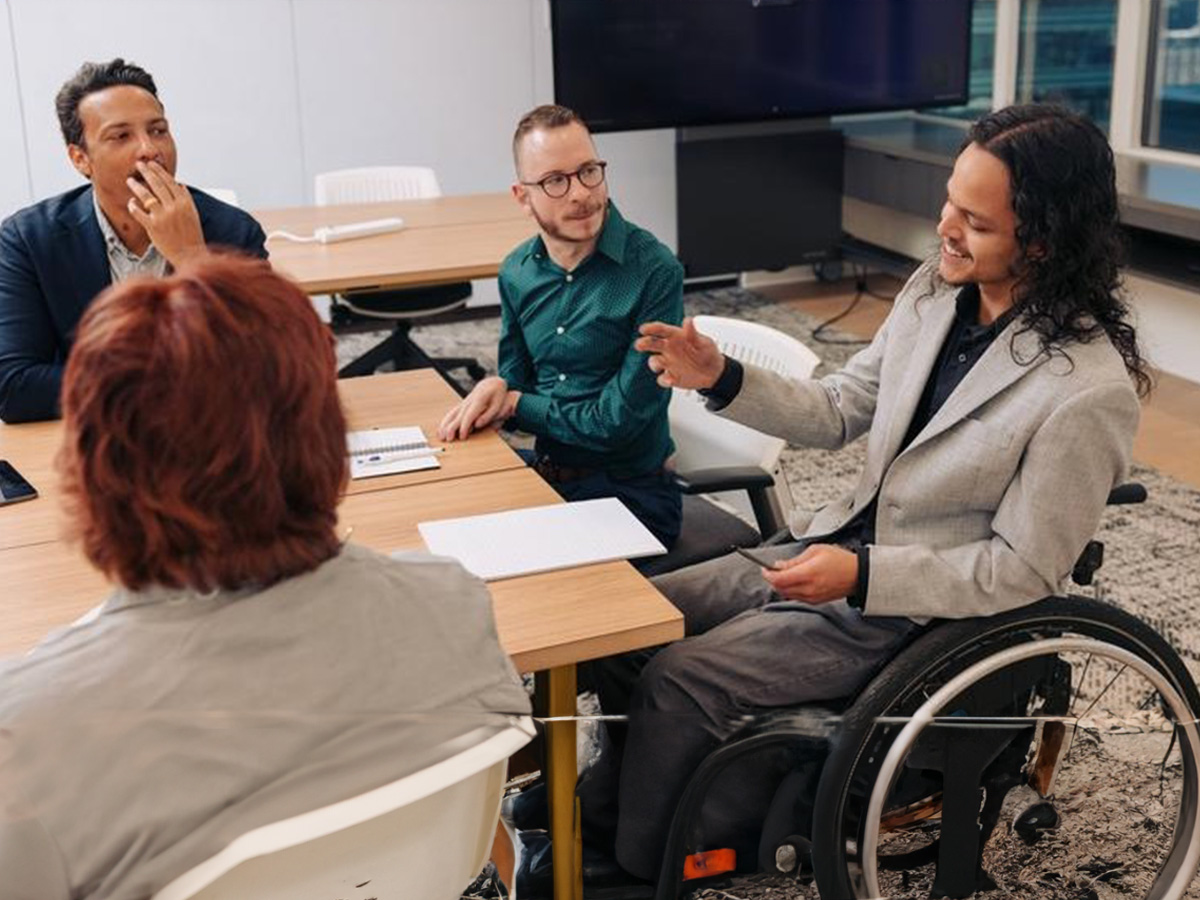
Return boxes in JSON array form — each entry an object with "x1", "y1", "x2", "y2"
[{"x1": 361, "y1": 446, "x2": 447, "y2": 466}]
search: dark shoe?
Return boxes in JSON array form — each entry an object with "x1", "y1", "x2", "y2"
[
  {"x1": 502, "y1": 780, "x2": 549, "y2": 832},
  {"x1": 514, "y1": 831, "x2": 654, "y2": 900},
  {"x1": 461, "y1": 860, "x2": 510, "y2": 898}
]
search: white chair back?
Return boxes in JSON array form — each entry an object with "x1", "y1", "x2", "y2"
[
  {"x1": 152, "y1": 717, "x2": 534, "y2": 900},
  {"x1": 314, "y1": 166, "x2": 442, "y2": 206},
  {"x1": 669, "y1": 315, "x2": 821, "y2": 526},
  {"x1": 198, "y1": 187, "x2": 240, "y2": 208}
]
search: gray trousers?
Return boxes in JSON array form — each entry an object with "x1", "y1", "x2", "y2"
[{"x1": 586, "y1": 542, "x2": 920, "y2": 881}]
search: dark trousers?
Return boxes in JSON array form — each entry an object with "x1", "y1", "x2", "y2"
[
  {"x1": 584, "y1": 543, "x2": 920, "y2": 881},
  {"x1": 517, "y1": 449, "x2": 682, "y2": 553}
]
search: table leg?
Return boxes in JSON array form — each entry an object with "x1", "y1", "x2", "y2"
[{"x1": 536, "y1": 666, "x2": 582, "y2": 900}]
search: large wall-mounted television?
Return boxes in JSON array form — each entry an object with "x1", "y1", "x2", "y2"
[{"x1": 552, "y1": 0, "x2": 974, "y2": 133}]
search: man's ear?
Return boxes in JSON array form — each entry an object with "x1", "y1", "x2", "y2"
[
  {"x1": 512, "y1": 182, "x2": 532, "y2": 214},
  {"x1": 67, "y1": 144, "x2": 92, "y2": 181}
]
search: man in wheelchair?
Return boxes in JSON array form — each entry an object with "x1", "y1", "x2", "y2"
[{"x1": 544, "y1": 104, "x2": 1180, "y2": 896}]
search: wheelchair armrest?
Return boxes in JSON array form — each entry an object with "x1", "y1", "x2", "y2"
[
  {"x1": 671, "y1": 465, "x2": 774, "y2": 495},
  {"x1": 1106, "y1": 482, "x2": 1146, "y2": 506}
]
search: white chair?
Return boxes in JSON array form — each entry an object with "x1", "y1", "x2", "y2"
[
  {"x1": 152, "y1": 717, "x2": 535, "y2": 900},
  {"x1": 198, "y1": 187, "x2": 240, "y2": 208},
  {"x1": 644, "y1": 315, "x2": 821, "y2": 575},
  {"x1": 314, "y1": 166, "x2": 483, "y2": 386},
  {"x1": 314, "y1": 166, "x2": 441, "y2": 205}
]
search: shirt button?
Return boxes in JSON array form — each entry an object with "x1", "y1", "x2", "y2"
[
  {"x1": 558, "y1": 373, "x2": 567, "y2": 382},
  {"x1": 565, "y1": 274, "x2": 574, "y2": 283},
  {"x1": 556, "y1": 326, "x2": 565, "y2": 335},
  {"x1": 958, "y1": 353, "x2": 967, "y2": 363}
]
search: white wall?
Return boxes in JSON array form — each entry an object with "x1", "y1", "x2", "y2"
[
  {"x1": 0, "y1": 1, "x2": 32, "y2": 214},
  {"x1": 0, "y1": 0, "x2": 676, "y2": 242},
  {"x1": 0, "y1": 0, "x2": 678, "y2": 309}
]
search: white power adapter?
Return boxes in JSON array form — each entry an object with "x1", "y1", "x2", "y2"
[{"x1": 313, "y1": 217, "x2": 406, "y2": 244}]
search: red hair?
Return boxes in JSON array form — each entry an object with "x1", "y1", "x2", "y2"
[{"x1": 59, "y1": 254, "x2": 347, "y2": 591}]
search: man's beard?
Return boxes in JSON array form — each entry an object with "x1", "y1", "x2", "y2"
[{"x1": 531, "y1": 200, "x2": 606, "y2": 244}]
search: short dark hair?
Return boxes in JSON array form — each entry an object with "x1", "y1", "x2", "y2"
[
  {"x1": 59, "y1": 254, "x2": 347, "y2": 592},
  {"x1": 55, "y1": 58, "x2": 159, "y2": 148},
  {"x1": 512, "y1": 104, "x2": 588, "y2": 171},
  {"x1": 965, "y1": 104, "x2": 1151, "y2": 396}
]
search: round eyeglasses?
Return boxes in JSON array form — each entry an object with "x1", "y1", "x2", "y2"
[{"x1": 521, "y1": 161, "x2": 607, "y2": 199}]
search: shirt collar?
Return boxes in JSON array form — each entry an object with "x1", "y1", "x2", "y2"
[
  {"x1": 520, "y1": 200, "x2": 629, "y2": 267},
  {"x1": 91, "y1": 190, "x2": 159, "y2": 265},
  {"x1": 955, "y1": 284, "x2": 1017, "y2": 341}
]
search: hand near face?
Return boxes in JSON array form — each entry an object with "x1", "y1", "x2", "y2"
[
  {"x1": 126, "y1": 160, "x2": 205, "y2": 267},
  {"x1": 760, "y1": 544, "x2": 859, "y2": 604},
  {"x1": 437, "y1": 377, "x2": 521, "y2": 441},
  {"x1": 634, "y1": 317, "x2": 725, "y2": 390}
]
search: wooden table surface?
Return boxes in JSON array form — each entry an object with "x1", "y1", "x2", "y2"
[
  {"x1": 254, "y1": 193, "x2": 537, "y2": 294},
  {"x1": 0, "y1": 369, "x2": 523, "y2": 552},
  {"x1": 0, "y1": 466, "x2": 682, "y2": 672}
]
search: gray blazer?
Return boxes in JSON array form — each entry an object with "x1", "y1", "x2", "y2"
[{"x1": 719, "y1": 265, "x2": 1140, "y2": 620}]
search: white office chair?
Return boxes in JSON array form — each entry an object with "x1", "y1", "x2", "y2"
[
  {"x1": 644, "y1": 315, "x2": 821, "y2": 575},
  {"x1": 314, "y1": 166, "x2": 483, "y2": 387},
  {"x1": 197, "y1": 187, "x2": 240, "y2": 208},
  {"x1": 314, "y1": 165, "x2": 441, "y2": 205},
  {"x1": 152, "y1": 717, "x2": 535, "y2": 900}
]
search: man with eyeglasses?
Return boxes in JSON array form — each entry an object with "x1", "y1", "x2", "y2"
[{"x1": 439, "y1": 104, "x2": 685, "y2": 551}]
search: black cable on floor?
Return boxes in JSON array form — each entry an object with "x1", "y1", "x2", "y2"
[{"x1": 810, "y1": 265, "x2": 898, "y2": 345}]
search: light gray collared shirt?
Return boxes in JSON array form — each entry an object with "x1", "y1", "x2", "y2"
[{"x1": 92, "y1": 191, "x2": 169, "y2": 283}]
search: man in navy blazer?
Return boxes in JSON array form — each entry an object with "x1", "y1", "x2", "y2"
[{"x1": 0, "y1": 59, "x2": 267, "y2": 423}]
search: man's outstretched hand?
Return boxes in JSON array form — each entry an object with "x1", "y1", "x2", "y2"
[{"x1": 634, "y1": 317, "x2": 725, "y2": 390}]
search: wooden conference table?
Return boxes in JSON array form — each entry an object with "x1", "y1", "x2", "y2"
[
  {"x1": 0, "y1": 369, "x2": 682, "y2": 900},
  {"x1": 254, "y1": 192, "x2": 538, "y2": 294}
]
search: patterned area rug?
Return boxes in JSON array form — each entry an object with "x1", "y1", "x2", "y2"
[{"x1": 340, "y1": 287, "x2": 1200, "y2": 681}]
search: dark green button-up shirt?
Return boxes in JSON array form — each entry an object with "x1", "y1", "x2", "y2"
[{"x1": 499, "y1": 202, "x2": 684, "y2": 479}]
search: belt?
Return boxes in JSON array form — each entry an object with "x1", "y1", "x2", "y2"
[{"x1": 533, "y1": 456, "x2": 599, "y2": 483}]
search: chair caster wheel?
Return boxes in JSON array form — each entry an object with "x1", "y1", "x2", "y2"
[{"x1": 1012, "y1": 800, "x2": 1059, "y2": 844}]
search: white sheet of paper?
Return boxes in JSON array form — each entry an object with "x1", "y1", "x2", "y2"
[
  {"x1": 418, "y1": 497, "x2": 666, "y2": 581},
  {"x1": 347, "y1": 426, "x2": 440, "y2": 479}
]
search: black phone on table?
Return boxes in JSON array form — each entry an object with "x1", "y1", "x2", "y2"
[{"x1": 0, "y1": 460, "x2": 37, "y2": 505}]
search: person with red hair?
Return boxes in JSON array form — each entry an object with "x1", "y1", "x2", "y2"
[{"x1": 0, "y1": 255, "x2": 528, "y2": 899}]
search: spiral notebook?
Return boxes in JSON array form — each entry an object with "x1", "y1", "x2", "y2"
[{"x1": 347, "y1": 426, "x2": 441, "y2": 479}]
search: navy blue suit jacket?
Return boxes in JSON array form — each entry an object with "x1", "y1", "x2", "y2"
[{"x1": 0, "y1": 185, "x2": 268, "y2": 423}]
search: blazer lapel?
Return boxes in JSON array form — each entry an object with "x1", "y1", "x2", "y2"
[
  {"x1": 57, "y1": 186, "x2": 111, "y2": 334},
  {"x1": 877, "y1": 292, "x2": 958, "y2": 466},
  {"x1": 906, "y1": 320, "x2": 1047, "y2": 452}
]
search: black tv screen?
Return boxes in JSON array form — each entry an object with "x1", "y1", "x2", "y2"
[{"x1": 552, "y1": 0, "x2": 974, "y2": 132}]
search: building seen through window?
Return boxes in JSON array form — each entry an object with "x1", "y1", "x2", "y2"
[
  {"x1": 1016, "y1": 0, "x2": 1118, "y2": 130},
  {"x1": 1145, "y1": 0, "x2": 1200, "y2": 152}
]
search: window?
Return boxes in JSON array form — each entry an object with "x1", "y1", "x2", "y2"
[
  {"x1": 1016, "y1": 0, "x2": 1118, "y2": 129},
  {"x1": 1144, "y1": 0, "x2": 1200, "y2": 153},
  {"x1": 926, "y1": 0, "x2": 998, "y2": 120}
]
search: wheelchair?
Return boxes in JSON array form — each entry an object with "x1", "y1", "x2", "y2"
[{"x1": 651, "y1": 484, "x2": 1200, "y2": 900}]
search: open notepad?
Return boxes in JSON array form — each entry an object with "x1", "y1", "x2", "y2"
[
  {"x1": 417, "y1": 497, "x2": 666, "y2": 581},
  {"x1": 347, "y1": 426, "x2": 441, "y2": 479}
]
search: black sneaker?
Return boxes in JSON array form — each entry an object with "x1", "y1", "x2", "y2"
[{"x1": 461, "y1": 860, "x2": 509, "y2": 899}]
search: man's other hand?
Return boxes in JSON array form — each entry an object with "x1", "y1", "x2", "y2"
[
  {"x1": 634, "y1": 317, "x2": 725, "y2": 390},
  {"x1": 761, "y1": 544, "x2": 859, "y2": 604},
  {"x1": 126, "y1": 160, "x2": 204, "y2": 267},
  {"x1": 437, "y1": 376, "x2": 519, "y2": 441}
]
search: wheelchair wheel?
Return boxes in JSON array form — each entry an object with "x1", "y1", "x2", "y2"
[{"x1": 811, "y1": 595, "x2": 1200, "y2": 900}]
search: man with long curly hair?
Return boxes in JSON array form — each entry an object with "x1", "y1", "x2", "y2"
[{"x1": 558, "y1": 104, "x2": 1149, "y2": 888}]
